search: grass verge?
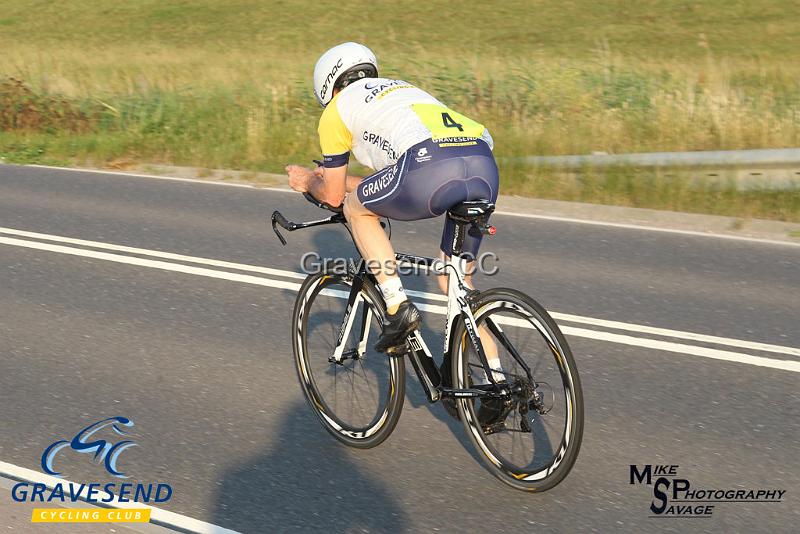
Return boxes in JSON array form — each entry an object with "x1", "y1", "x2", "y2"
[{"x1": 1, "y1": 0, "x2": 798, "y2": 220}]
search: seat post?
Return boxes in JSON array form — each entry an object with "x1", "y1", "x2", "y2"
[{"x1": 449, "y1": 216, "x2": 469, "y2": 258}]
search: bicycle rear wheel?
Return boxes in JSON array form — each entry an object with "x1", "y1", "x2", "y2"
[
  {"x1": 293, "y1": 270, "x2": 405, "y2": 448},
  {"x1": 451, "y1": 288, "x2": 584, "y2": 491}
]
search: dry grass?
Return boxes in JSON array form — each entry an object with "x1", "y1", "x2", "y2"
[{"x1": 0, "y1": 0, "x2": 798, "y2": 219}]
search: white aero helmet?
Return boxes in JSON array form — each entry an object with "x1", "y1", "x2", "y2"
[{"x1": 313, "y1": 42, "x2": 378, "y2": 107}]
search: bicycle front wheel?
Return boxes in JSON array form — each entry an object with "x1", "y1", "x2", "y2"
[
  {"x1": 451, "y1": 288, "x2": 584, "y2": 491},
  {"x1": 292, "y1": 270, "x2": 405, "y2": 448}
]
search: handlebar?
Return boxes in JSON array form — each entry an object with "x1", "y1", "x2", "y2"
[
  {"x1": 272, "y1": 164, "x2": 388, "y2": 245},
  {"x1": 271, "y1": 191, "x2": 347, "y2": 245},
  {"x1": 302, "y1": 192, "x2": 343, "y2": 214},
  {"x1": 271, "y1": 208, "x2": 345, "y2": 246}
]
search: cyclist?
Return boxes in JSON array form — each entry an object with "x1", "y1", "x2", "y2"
[{"x1": 286, "y1": 42, "x2": 499, "y2": 353}]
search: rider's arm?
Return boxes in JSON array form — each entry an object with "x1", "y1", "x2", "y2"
[
  {"x1": 314, "y1": 96, "x2": 354, "y2": 205},
  {"x1": 301, "y1": 169, "x2": 362, "y2": 206},
  {"x1": 307, "y1": 165, "x2": 348, "y2": 206},
  {"x1": 303, "y1": 165, "x2": 361, "y2": 205},
  {"x1": 346, "y1": 174, "x2": 363, "y2": 193}
]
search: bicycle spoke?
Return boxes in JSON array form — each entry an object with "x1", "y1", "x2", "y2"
[
  {"x1": 456, "y1": 292, "x2": 581, "y2": 488},
  {"x1": 297, "y1": 276, "x2": 400, "y2": 438}
]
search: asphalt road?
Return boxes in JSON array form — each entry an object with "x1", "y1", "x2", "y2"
[{"x1": 1, "y1": 164, "x2": 798, "y2": 533}]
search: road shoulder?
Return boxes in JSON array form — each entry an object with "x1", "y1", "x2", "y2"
[{"x1": 12, "y1": 162, "x2": 800, "y2": 245}]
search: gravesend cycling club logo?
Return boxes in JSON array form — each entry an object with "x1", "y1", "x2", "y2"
[
  {"x1": 630, "y1": 464, "x2": 786, "y2": 518},
  {"x1": 11, "y1": 416, "x2": 173, "y2": 524},
  {"x1": 42, "y1": 416, "x2": 137, "y2": 478}
]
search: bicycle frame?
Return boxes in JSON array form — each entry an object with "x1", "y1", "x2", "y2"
[
  {"x1": 330, "y1": 251, "x2": 508, "y2": 404},
  {"x1": 272, "y1": 195, "x2": 515, "y2": 405}
]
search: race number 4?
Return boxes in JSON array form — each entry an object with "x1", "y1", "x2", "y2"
[
  {"x1": 411, "y1": 104, "x2": 485, "y2": 140},
  {"x1": 441, "y1": 112, "x2": 464, "y2": 132}
]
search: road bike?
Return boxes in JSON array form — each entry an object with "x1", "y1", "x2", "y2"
[{"x1": 272, "y1": 193, "x2": 584, "y2": 491}]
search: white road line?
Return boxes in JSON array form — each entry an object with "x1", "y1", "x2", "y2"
[
  {"x1": 0, "y1": 235, "x2": 302, "y2": 291},
  {"x1": 393, "y1": 301, "x2": 800, "y2": 373},
  {"x1": 557, "y1": 325, "x2": 800, "y2": 373},
  {"x1": 412, "y1": 292, "x2": 800, "y2": 357},
  {"x1": 0, "y1": 227, "x2": 305, "y2": 279},
  {"x1": 27, "y1": 164, "x2": 292, "y2": 193},
  {"x1": 3, "y1": 226, "x2": 798, "y2": 358},
  {"x1": 493, "y1": 210, "x2": 800, "y2": 247},
  {"x1": 0, "y1": 461, "x2": 240, "y2": 534},
  {"x1": 16, "y1": 163, "x2": 800, "y2": 247},
  {"x1": 2, "y1": 233, "x2": 799, "y2": 374},
  {"x1": 548, "y1": 312, "x2": 800, "y2": 357}
]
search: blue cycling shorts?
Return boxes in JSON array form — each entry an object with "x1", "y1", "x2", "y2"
[{"x1": 356, "y1": 138, "x2": 499, "y2": 257}]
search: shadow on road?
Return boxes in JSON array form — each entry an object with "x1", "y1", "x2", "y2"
[{"x1": 210, "y1": 400, "x2": 409, "y2": 533}]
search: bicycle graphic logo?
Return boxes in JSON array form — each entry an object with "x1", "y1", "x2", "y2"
[{"x1": 41, "y1": 416, "x2": 137, "y2": 479}]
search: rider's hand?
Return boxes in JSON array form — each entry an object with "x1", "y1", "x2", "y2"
[{"x1": 286, "y1": 165, "x2": 313, "y2": 193}]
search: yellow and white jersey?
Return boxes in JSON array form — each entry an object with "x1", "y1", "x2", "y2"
[{"x1": 318, "y1": 78, "x2": 493, "y2": 171}]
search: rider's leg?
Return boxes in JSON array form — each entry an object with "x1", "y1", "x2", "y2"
[
  {"x1": 344, "y1": 192, "x2": 421, "y2": 352},
  {"x1": 436, "y1": 252, "x2": 501, "y2": 381},
  {"x1": 436, "y1": 251, "x2": 477, "y2": 293},
  {"x1": 343, "y1": 193, "x2": 405, "y2": 312}
]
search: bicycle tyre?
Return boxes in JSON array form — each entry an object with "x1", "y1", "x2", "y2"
[
  {"x1": 450, "y1": 288, "x2": 584, "y2": 491},
  {"x1": 292, "y1": 269, "x2": 405, "y2": 448}
]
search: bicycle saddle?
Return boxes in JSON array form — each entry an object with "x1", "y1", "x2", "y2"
[{"x1": 447, "y1": 199, "x2": 496, "y2": 221}]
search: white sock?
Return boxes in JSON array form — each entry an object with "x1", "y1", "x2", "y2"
[{"x1": 379, "y1": 278, "x2": 407, "y2": 312}]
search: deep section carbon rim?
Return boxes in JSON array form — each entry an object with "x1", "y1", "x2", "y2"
[
  {"x1": 453, "y1": 289, "x2": 583, "y2": 490},
  {"x1": 293, "y1": 272, "x2": 404, "y2": 447}
]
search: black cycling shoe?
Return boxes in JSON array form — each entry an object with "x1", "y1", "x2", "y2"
[{"x1": 375, "y1": 301, "x2": 421, "y2": 353}]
